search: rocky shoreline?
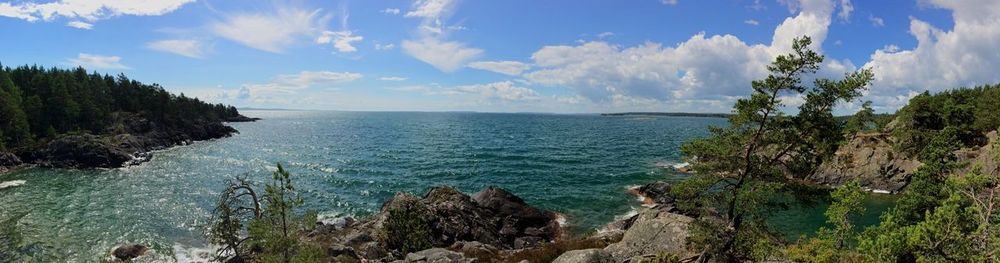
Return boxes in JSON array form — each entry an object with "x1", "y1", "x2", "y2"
[
  {"x1": 0, "y1": 113, "x2": 257, "y2": 172},
  {"x1": 291, "y1": 182, "x2": 697, "y2": 263}
]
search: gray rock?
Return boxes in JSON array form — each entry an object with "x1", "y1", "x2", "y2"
[
  {"x1": 552, "y1": 249, "x2": 614, "y2": 263},
  {"x1": 402, "y1": 248, "x2": 475, "y2": 263},
  {"x1": 604, "y1": 209, "x2": 693, "y2": 262},
  {"x1": 111, "y1": 243, "x2": 148, "y2": 261},
  {"x1": 809, "y1": 132, "x2": 921, "y2": 192}
]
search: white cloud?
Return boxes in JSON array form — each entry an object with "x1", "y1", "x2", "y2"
[
  {"x1": 598, "y1": 32, "x2": 615, "y2": 38},
  {"x1": 744, "y1": 19, "x2": 760, "y2": 25},
  {"x1": 381, "y1": 8, "x2": 400, "y2": 15},
  {"x1": 66, "y1": 21, "x2": 92, "y2": 29},
  {"x1": 452, "y1": 81, "x2": 540, "y2": 101},
  {"x1": 401, "y1": 0, "x2": 484, "y2": 72},
  {"x1": 232, "y1": 71, "x2": 362, "y2": 104},
  {"x1": 405, "y1": 0, "x2": 455, "y2": 19},
  {"x1": 868, "y1": 14, "x2": 884, "y2": 27},
  {"x1": 522, "y1": 0, "x2": 852, "y2": 109},
  {"x1": 210, "y1": 6, "x2": 331, "y2": 53},
  {"x1": 317, "y1": 30, "x2": 363, "y2": 53},
  {"x1": 661, "y1": 0, "x2": 679, "y2": 5},
  {"x1": 467, "y1": 61, "x2": 531, "y2": 76},
  {"x1": 65, "y1": 53, "x2": 128, "y2": 69},
  {"x1": 862, "y1": 0, "x2": 1000, "y2": 109},
  {"x1": 402, "y1": 37, "x2": 483, "y2": 72},
  {"x1": 0, "y1": 0, "x2": 194, "y2": 22},
  {"x1": 147, "y1": 39, "x2": 206, "y2": 58},
  {"x1": 380, "y1": 76, "x2": 407, "y2": 81},
  {"x1": 837, "y1": 0, "x2": 853, "y2": 21},
  {"x1": 375, "y1": 43, "x2": 395, "y2": 50}
]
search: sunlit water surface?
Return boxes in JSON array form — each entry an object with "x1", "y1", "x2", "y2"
[{"x1": 0, "y1": 111, "x2": 893, "y2": 262}]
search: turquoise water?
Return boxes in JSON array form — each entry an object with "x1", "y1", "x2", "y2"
[{"x1": 0, "y1": 111, "x2": 891, "y2": 262}]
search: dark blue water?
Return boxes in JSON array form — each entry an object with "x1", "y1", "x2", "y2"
[{"x1": 0, "y1": 111, "x2": 890, "y2": 262}]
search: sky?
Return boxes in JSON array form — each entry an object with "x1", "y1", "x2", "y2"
[{"x1": 1, "y1": 0, "x2": 998, "y2": 114}]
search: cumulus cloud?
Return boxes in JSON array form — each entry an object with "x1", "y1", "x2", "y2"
[
  {"x1": 317, "y1": 30, "x2": 363, "y2": 53},
  {"x1": 522, "y1": 0, "x2": 853, "y2": 108},
  {"x1": 228, "y1": 71, "x2": 362, "y2": 105},
  {"x1": 862, "y1": 0, "x2": 1000, "y2": 109},
  {"x1": 65, "y1": 53, "x2": 128, "y2": 69},
  {"x1": 146, "y1": 39, "x2": 206, "y2": 58},
  {"x1": 66, "y1": 21, "x2": 92, "y2": 29},
  {"x1": 467, "y1": 61, "x2": 531, "y2": 76},
  {"x1": 210, "y1": 5, "x2": 331, "y2": 53},
  {"x1": 0, "y1": 0, "x2": 193, "y2": 22},
  {"x1": 402, "y1": 37, "x2": 482, "y2": 72}
]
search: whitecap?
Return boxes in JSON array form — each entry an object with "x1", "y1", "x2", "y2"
[
  {"x1": 0, "y1": 180, "x2": 26, "y2": 189},
  {"x1": 173, "y1": 243, "x2": 216, "y2": 263}
]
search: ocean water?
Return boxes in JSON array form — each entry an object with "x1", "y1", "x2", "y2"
[{"x1": 0, "y1": 111, "x2": 893, "y2": 262}]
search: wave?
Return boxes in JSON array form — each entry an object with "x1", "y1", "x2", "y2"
[{"x1": 0, "y1": 180, "x2": 26, "y2": 189}]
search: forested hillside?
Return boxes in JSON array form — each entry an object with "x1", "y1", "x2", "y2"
[
  {"x1": 0, "y1": 64, "x2": 253, "y2": 169},
  {"x1": 0, "y1": 64, "x2": 247, "y2": 150}
]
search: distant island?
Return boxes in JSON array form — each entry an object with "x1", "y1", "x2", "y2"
[
  {"x1": 600, "y1": 112, "x2": 732, "y2": 118},
  {"x1": 0, "y1": 65, "x2": 254, "y2": 171}
]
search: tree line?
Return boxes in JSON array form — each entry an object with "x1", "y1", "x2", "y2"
[{"x1": 0, "y1": 64, "x2": 242, "y2": 150}]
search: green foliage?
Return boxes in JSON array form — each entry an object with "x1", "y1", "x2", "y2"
[
  {"x1": 892, "y1": 84, "x2": 1000, "y2": 156},
  {"x1": 843, "y1": 101, "x2": 874, "y2": 136},
  {"x1": 786, "y1": 181, "x2": 866, "y2": 263},
  {"x1": 0, "y1": 64, "x2": 244, "y2": 149},
  {"x1": 859, "y1": 128, "x2": 1000, "y2": 262},
  {"x1": 638, "y1": 252, "x2": 681, "y2": 263},
  {"x1": 675, "y1": 36, "x2": 873, "y2": 262},
  {"x1": 207, "y1": 164, "x2": 321, "y2": 263},
  {"x1": 380, "y1": 200, "x2": 433, "y2": 255}
]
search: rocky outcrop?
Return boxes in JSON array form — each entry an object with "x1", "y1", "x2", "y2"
[
  {"x1": 309, "y1": 186, "x2": 561, "y2": 262},
  {"x1": 0, "y1": 151, "x2": 22, "y2": 172},
  {"x1": 809, "y1": 131, "x2": 1000, "y2": 193},
  {"x1": 396, "y1": 248, "x2": 475, "y2": 263},
  {"x1": 10, "y1": 113, "x2": 242, "y2": 170},
  {"x1": 552, "y1": 248, "x2": 615, "y2": 263},
  {"x1": 808, "y1": 132, "x2": 921, "y2": 193},
  {"x1": 603, "y1": 209, "x2": 694, "y2": 262}
]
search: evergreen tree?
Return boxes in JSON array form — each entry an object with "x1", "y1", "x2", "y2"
[{"x1": 675, "y1": 36, "x2": 874, "y2": 261}]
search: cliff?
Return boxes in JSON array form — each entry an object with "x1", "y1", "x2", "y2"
[{"x1": 809, "y1": 131, "x2": 999, "y2": 193}]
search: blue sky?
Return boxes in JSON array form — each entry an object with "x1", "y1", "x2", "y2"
[{"x1": 1, "y1": 0, "x2": 997, "y2": 114}]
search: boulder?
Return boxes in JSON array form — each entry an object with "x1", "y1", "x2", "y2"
[
  {"x1": 604, "y1": 208, "x2": 694, "y2": 262},
  {"x1": 111, "y1": 244, "x2": 148, "y2": 261},
  {"x1": 399, "y1": 248, "x2": 475, "y2": 263},
  {"x1": 552, "y1": 249, "x2": 615, "y2": 263},
  {"x1": 809, "y1": 132, "x2": 921, "y2": 193}
]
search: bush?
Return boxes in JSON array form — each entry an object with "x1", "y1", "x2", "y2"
[{"x1": 380, "y1": 202, "x2": 433, "y2": 255}]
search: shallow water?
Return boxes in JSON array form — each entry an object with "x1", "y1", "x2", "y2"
[{"x1": 0, "y1": 111, "x2": 891, "y2": 261}]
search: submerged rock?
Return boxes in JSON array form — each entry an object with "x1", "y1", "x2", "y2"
[{"x1": 111, "y1": 244, "x2": 148, "y2": 261}]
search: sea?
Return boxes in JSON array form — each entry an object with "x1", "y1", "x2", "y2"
[{"x1": 0, "y1": 110, "x2": 894, "y2": 262}]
